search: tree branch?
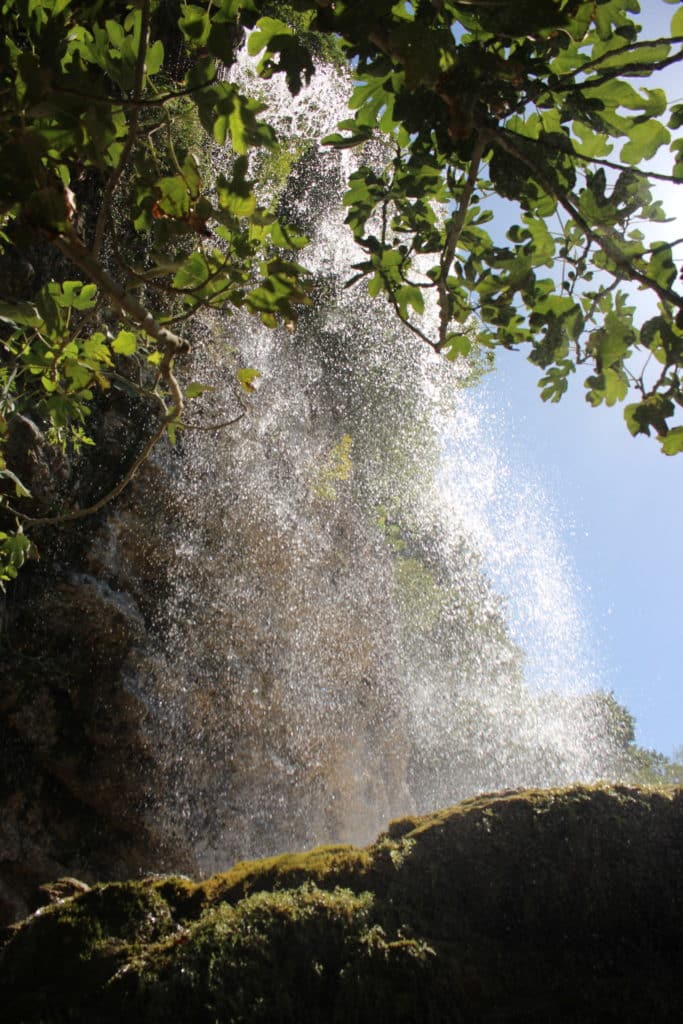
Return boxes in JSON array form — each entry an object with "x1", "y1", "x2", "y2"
[
  {"x1": 554, "y1": 35, "x2": 683, "y2": 83},
  {"x1": 51, "y1": 231, "x2": 188, "y2": 496},
  {"x1": 437, "y1": 133, "x2": 486, "y2": 345},
  {"x1": 493, "y1": 128, "x2": 683, "y2": 315},
  {"x1": 18, "y1": 414, "x2": 170, "y2": 527},
  {"x1": 511, "y1": 127, "x2": 683, "y2": 184},
  {"x1": 51, "y1": 76, "x2": 218, "y2": 110},
  {"x1": 554, "y1": 45, "x2": 683, "y2": 95},
  {"x1": 52, "y1": 233, "x2": 190, "y2": 361},
  {"x1": 383, "y1": 283, "x2": 442, "y2": 352}
]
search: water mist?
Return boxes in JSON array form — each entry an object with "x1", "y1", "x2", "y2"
[{"x1": 125, "y1": 54, "x2": 623, "y2": 874}]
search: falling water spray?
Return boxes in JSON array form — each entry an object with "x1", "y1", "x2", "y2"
[{"x1": 124, "y1": 51, "x2": 624, "y2": 874}]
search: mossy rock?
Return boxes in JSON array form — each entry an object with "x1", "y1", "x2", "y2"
[{"x1": 2, "y1": 784, "x2": 683, "y2": 1022}]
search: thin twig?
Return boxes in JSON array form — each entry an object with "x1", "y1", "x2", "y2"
[
  {"x1": 493, "y1": 128, "x2": 683, "y2": 314},
  {"x1": 52, "y1": 229, "x2": 188, "y2": 514},
  {"x1": 512, "y1": 129, "x2": 683, "y2": 185},
  {"x1": 385, "y1": 286, "x2": 442, "y2": 351},
  {"x1": 52, "y1": 234, "x2": 190, "y2": 358},
  {"x1": 556, "y1": 46, "x2": 683, "y2": 95},
  {"x1": 554, "y1": 36, "x2": 683, "y2": 82},
  {"x1": 51, "y1": 76, "x2": 218, "y2": 110},
  {"x1": 184, "y1": 409, "x2": 247, "y2": 432},
  {"x1": 17, "y1": 416, "x2": 168, "y2": 527}
]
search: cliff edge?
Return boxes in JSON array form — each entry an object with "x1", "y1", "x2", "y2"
[{"x1": 2, "y1": 784, "x2": 682, "y2": 1022}]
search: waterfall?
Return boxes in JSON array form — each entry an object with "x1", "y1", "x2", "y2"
[{"x1": 115, "y1": 54, "x2": 622, "y2": 874}]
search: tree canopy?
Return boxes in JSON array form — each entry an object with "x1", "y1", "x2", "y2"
[{"x1": 1, "y1": 0, "x2": 683, "y2": 584}]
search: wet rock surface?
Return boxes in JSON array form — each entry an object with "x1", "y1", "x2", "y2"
[
  {"x1": 0, "y1": 385, "x2": 198, "y2": 925},
  {"x1": 0, "y1": 135, "x2": 628, "y2": 927},
  {"x1": 0, "y1": 380, "x2": 419, "y2": 924},
  {"x1": 0, "y1": 317, "x2": 627, "y2": 927}
]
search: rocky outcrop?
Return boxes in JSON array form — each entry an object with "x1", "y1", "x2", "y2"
[
  {"x1": 2, "y1": 785, "x2": 682, "y2": 1023},
  {"x1": 0, "y1": 446, "x2": 197, "y2": 926}
]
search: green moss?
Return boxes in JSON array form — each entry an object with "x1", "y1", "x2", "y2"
[
  {"x1": 310, "y1": 434, "x2": 354, "y2": 500},
  {"x1": 393, "y1": 554, "x2": 447, "y2": 630},
  {"x1": 148, "y1": 875, "x2": 201, "y2": 922},
  {"x1": 4, "y1": 785, "x2": 683, "y2": 1023},
  {"x1": 257, "y1": 137, "x2": 311, "y2": 208},
  {"x1": 198, "y1": 842, "x2": 372, "y2": 908},
  {"x1": 1, "y1": 880, "x2": 176, "y2": 1021},
  {"x1": 128, "y1": 885, "x2": 378, "y2": 1022}
]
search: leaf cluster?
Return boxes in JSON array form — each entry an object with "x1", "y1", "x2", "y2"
[
  {"x1": 0, "y1": 0, "x2": 314, "y2": 581},
  {"x1": 2, "y1": 0, "x2": 683, "y2": 585},
  {"x1": 262, "y1": 0, "x2": 683, "y2": 450}
]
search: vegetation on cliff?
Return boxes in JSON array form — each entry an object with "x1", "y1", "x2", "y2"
[{"x1": 2, "y1": 784, "x2": 683, "y2": 1022}]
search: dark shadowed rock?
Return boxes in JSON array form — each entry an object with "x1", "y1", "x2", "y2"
[{"x1": 2, "y1": 784, "x2": 682, "y2": 1023}]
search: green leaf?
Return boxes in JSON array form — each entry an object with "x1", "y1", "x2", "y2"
[
  {"x1": 186, "y1": 58, "x2": 217, "y2": 90},
  {"x1": 247, "y1": 16, "x2": 313, "y2": 94},
  {"x1": 368, "y1": 274, "x2": 382, "y2": 298},
  {"x1": 64, "y1": 361, "x2": 94, "y2": 390},
  {"x1": 661, "y1": 426, "x2": 683, "y2": 455},
  {"x1": 443, "y1": 334, "x2": 471, "y2": 360},
  {"x1": 0, "y1": 300, "x2": 43, "y2": 328},
  {"x1": 185, "y1": 381, "x2": 213, "y2": 399},
  {"x1": 179, "y1": 6, "x2": 211, "y2": 46},
  {"x1": 624, "y1": 395, "x2": 675, "y2": 436},
  {"x1": 247, "y1": 17, "x2": 291, "y2": 56},
  {"x1": 0, "y1": 529, "x2": 33, "y2": 586},
  {"x1": 323, "y1": 125, "x2": 375, "y2": 149},
  {"x1": 208, "y1": 84, "x2": 275, "y2": 153},
  {"x1": 0, "y1": 467, "x2": 32, "y2": 498},
  {"x1": 216, "y1": 158, "x2": 256, "y2": 216},
  {"x1": 396, "y1": 285, "x2": 424, "y2": 317},
  {"x1": 269, "y1": 221, "x2": 308, "y2": 251},
  {"x1": 647, "y1": 244, "x2": 677, "y2": 291},
  {"x1": 669, "y1": 104, "x2": 683, "y2": 130},
  {"x1": 173, "y1": 252, "x2": 209, "y2": 290},
  {"x1": 155, "y1": 174, "x2": 191, "y2": 218},
  {"x1": 539, "y1": 364, "x2": 571, "y2": 403},
  {"x1": 572, "y1": 121, "x2": 613, "y2": 159},
  {"x1": 112, "y1": 330, "x2": 137, "y2": 356},
  {"x1": 82, "y1": 332, "x2": 112, "y2": 364},
  {"x1": 590, "y1": 311, "x2": 634, "y2": 367},
  {"x1": 585, "y1": 367, "x2": 628, "y2": 407},
  {"x1": 146, "y1": 39, "x2": 164, "y2": 76},
  {"x1": 237, "y1": 367, "x2": 261, "y2": 393},
  {"x1": 621, "y1": 121, "x2": 670, "y2": 165},
  {"x1": 53, "y1": 281, "x2": 98, "y2": 310},
  {"x1": 215, "y1": 0, "x2": 257, "y2": 18},
  {"x1": 671, "y1": 139, "x2": 683, "y2": 181}
]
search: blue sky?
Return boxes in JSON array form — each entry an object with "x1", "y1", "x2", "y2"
[
  {"x1": 483, "y1": 1, "x2": 683, "y2": 756},
  {"x1": 486, "y1": 347, "x2": 682, "y2": 756}
]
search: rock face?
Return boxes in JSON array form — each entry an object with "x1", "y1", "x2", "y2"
[
  {"x1": 0, "y1": 138, "x2": 627, "y2": 926},
  {"x1": 0, "y1": 311, "x2": 630, "y2": 927},
  {"x1": 2, "y1": 785, "x2": 682, "y2": 1023},
  {"x1": 0, "y1": 354, "x2": 423, "y2": 924}
]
